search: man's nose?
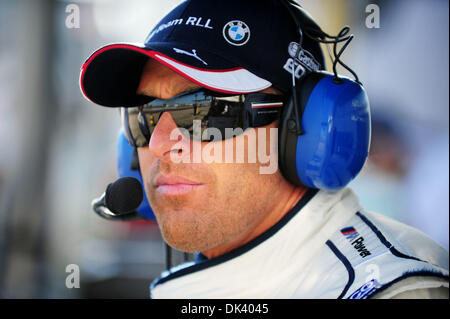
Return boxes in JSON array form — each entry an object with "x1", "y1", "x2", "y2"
[{"x1": 148, "y1": 112, "x2": 189, "y2": 159}]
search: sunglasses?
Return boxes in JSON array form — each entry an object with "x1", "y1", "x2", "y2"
[{"x1": 121, "y1": 89, "x2": 286, "y2": 147}]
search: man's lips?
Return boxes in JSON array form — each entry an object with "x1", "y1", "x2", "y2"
[{"x1": 153, "y1": 175, "x2": 204, "y2": 196}]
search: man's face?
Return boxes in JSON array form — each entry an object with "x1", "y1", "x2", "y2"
[{"x1": 136, "y1": 59, "x2": 296, "y2": 256}]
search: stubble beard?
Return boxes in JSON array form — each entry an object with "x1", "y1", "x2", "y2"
[{"x1": 145, "y1": 158, "x2": 283, "y2": 254}]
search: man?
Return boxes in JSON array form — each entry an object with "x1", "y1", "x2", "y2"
[{"x1": 80, "y1": 0, "x2": 449, "y2": 298}]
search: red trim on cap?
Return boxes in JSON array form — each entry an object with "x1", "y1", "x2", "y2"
[
  {"x1": 79, "y1": 43, "x2": 249, "y2": 102},
  {"x1": 79, "y1": 61, "x2": 95, "y2": 104}
]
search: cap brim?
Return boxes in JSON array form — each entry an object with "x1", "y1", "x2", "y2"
[{"x1": 80, "y1": 43, "x2": 271, "y2": 107}]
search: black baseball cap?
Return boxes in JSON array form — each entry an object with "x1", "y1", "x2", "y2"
[{"x1": 80, "y1": 0, "x2": 325, "y2": 107}]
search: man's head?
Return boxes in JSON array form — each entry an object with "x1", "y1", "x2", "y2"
[
  {"x1": 81, "y1": 0, "x2": 371, "y2": 256},
  {"x1": 134, "y1": 58, "x2": 304, "y2": 257},
  {"x1": 80, "y1": 0, "x2": 323, "y2": 256}
]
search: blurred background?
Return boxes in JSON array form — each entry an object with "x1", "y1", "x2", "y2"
[{"x1": 0, "y1": 0, "x2": 448, "y2": 298}]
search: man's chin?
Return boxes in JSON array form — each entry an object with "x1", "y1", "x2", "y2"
[
  {"x1": 161, "y1": 228, "x2": 212, "y2": 253},
  {"x1": 155, "y1": 212, "x2": 218, "y2": 253}
]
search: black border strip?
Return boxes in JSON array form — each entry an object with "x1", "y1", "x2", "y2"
[
  {"x1": 152, "y1": 188, "x2": 319, "y2": 287},
  {"x1": 356, "y1": 212, "x2": 422, "y2": 262},
  {"x1": 325, "y1": 240, "x2": 355, "y2": 299}
]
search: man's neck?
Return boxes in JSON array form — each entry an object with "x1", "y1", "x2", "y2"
[{"x1": 202, "y1": 184, "x2": 308, "y2": 259}]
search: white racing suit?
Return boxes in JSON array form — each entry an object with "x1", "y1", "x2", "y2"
[{"x1": 150, "y1": 188, "x2": 449, "y2": 298}]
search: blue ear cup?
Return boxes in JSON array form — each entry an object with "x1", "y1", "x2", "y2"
[
  {"x1": 117, "y1": 129, "x2": 156, "y2": 220},
  {"x1": 279, "y1": 72, "x2": 371, "y2": 190}
]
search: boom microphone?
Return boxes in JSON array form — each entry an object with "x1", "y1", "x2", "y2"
[{"x1": 92, "y1": 177, "x2": 144, "y2": 221}]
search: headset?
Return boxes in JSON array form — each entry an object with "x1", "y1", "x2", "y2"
[
  {"x1": 109, "y1": 0, "x2": 371, "y2": 222},
  {"x1": 278, "y1": 0, "x2": 371, "y2": 190}
]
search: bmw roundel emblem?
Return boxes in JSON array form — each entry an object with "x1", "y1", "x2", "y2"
[{"x1": 223, "y1": 20, "x2": 251, "y2": 46}]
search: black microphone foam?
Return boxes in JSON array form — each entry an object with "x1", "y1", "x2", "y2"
[{"x1": 105, "y1": 177, "x2": 144, "y2": 214}]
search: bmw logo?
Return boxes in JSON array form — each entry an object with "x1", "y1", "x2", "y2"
[{"x1": 223, "y1": 20, "x2": 251, "y2": 46}]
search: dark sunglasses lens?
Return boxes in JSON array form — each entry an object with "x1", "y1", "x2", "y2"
[
  {"x1": 138, "y1": 111, "x2": 150, "y2": 141},
  {"x1": 123, "y1": 109, "x2": 158, "y2": 147},
  {"x1": 170, "y1": 108, "x2": 197, "y2": 135},
  {"x1": 122, "y1": 90, "x2": 283, "y2": 146}
]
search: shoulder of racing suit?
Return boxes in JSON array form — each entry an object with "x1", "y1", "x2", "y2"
[
  {"x1": 149, "y1": 189, "x2": 449, "y2": 299},
  {"x1": 321, "y1": 210, "x2": 449, "y2": 299}
]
